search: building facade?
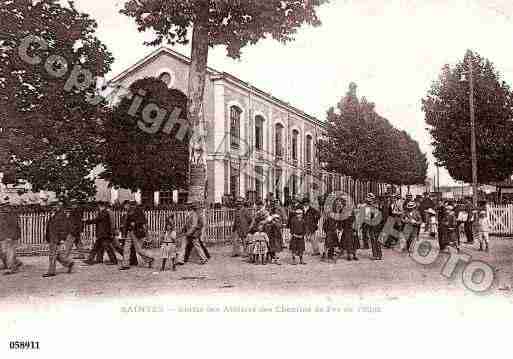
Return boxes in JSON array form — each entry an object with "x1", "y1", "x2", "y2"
[{"x1": 93, "y1": 47, "x2": 384, "y2": 205}]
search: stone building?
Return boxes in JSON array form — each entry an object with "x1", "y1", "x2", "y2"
[{"x1": 90, "y1": 47, "x2": 386, "y2": 205}]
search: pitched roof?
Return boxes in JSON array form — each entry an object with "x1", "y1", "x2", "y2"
[{"x1": 109, "y1": 47, "x2": 325, "y2": 129}]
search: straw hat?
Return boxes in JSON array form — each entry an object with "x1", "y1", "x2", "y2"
[
  {"x1": 406, "y1": 201, "x2": 417, "y2": 210},
  {"x1": 366, "y1": 193, "x2": 376, "y2": 203}
]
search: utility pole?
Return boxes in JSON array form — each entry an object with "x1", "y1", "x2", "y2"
[{"x1": 469, "y1": 53, "x2": 478, "y2": 207}]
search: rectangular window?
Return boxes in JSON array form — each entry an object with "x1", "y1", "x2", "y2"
[
  {"x1": 255, "y1": 116, "x2": 264, "y2": 151},
  {"x1": 255, "y1": 166, "x2": 263, "y2": 201},
  {"x1": 292, "y1": 131, "x2": 298, "y2": 161},
  {"x1": 230, "y1": 107, "x2": 241, "y2": 149},
  {"x1": 292, "y1": 174, "x2": 298, "y2": 197},
  {"x1": 230, "y1": 166, "x2": 239, "y2": 198},
  {"x1": 275, "y1": 125, "x2": 283, "y2": 157},
  {"x1": 306, "y1": 136, "x2": 312, "y2": 164}
]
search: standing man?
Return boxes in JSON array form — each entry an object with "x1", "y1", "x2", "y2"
[
  {"x1": 182, "y1": 202, "x2": 209, "y2": 265},
  {"x1": 361, "y1": 193, "x2": 382, "y2": 260},
  {"x1": 419, "y1": 193, "x2": 435, "y2": 232},
  {"x1": 402, "y1": 201, "x2": 422, "y2": 253},
  {"x1": 43, "y1": 202, "x2": 75, "y2": 277},
  {"x1": 303, "y1": 197, "x2": 321, "y2": 256},
  {"x1": 119, "y1": 202, "x2": 154, "y2": 270},
  {"x1": 0, "y1": 197, "x2": 23, "y2": 275},
  {"x1": 231, "y1": 198, "x2": 252, "y2": 257},
  {"x1": 83, "y1": 202, "x2": 118, "y2": 265}
]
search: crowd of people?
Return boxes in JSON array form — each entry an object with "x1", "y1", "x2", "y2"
[{"x1": 0, "y1": 190, "x2": 492, "y2": 278}]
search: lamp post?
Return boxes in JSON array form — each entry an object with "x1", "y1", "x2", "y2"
[{"x1": 462, "y1": 52, "x2": 479, "y2": 207}]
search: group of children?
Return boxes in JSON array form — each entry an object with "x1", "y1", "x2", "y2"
[{"x1": 246, "y1": 214, "x2": 284, "y2": 265}]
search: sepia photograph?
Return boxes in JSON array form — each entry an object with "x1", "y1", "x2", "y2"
[{"x1": 1, "y1": 0, "x2": 513, "y2": 357}]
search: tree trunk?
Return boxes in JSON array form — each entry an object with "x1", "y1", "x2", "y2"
[{"x1": 186, "y1": 12, "x2": 210, "y2": 204}]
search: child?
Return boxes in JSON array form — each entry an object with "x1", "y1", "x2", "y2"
[
  {"x1": 160, "y1": 216, "x2": 178, "y2": 271},
  {"x1": 246, "y1": 231, "x2": 256, "y2": 264},
  {"x1": 477, "y1": 210, "x2": 490, "y2": 252},
  {"x1": 252, "y1": 224, "x2": 270, "y2": 265},
  {"x1": 266, "y1": 214, "x2": 283, "y2": 265}
]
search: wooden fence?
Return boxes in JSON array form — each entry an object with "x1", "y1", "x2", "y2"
[
  {"x1": 486, "y1": 204, "x2": 513, "y2": 236},
  {"x1": 15, "y1": 208, "x2": 328, "y2": 256},
  {"x1": 16, "y1": 209, "x2": 237, "y2": 255}
]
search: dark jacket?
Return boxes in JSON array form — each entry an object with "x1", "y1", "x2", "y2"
[
  {"x1": 124, "y1": 207, "x2": 147, "y2": 239},
  {"x1": 323, "y1": 215, "x2": 342, "y2": 248},
  {"x1": 265, "y1": 221, "x2": 283, "y2": 253},
  {"x1": 46, "y1": 210, "x2": 75, "y2": 243},
  {"x1": 69, "y1": 208, "x2": 84, "y2": 237},
  {"x1": 84, "y1": 209, "x2": 112, "y2": 239},
  {"x1": 0, "y1": 206, "x2": 20, "y2": 241},
  {"x1": 289, "y1": 216, "x2": 306, "y2": 236},
  {"x1": 232, "y1": 207, "x2": 252, "y2": 238},
  {"x1": 304, "y1": 206, "x2": 321, "y2": 234}
]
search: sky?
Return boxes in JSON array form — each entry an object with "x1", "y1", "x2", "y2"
[{"x1": 72, "y1": 0, "x2": 513, "y2": 187}]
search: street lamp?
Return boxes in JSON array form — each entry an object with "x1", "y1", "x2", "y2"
[{"x1": 461, "y1": 52, "x2": 479, "y2": 208}]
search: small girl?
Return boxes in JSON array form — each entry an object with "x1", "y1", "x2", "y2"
[
  {"x1": 160, "y1": 216, "x2": 178, "y2": 271},
  {"x1": 252, "y1": 224, "x2": 270, "y2": 265},
  {"x1": 477, "y1": 210, "x2": 490, "y2": 252}
]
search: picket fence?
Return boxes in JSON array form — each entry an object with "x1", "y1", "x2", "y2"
[
  {"x1": 486, "y1": 204, "x2": 513, "y2": 236},
  {"x1": 15, "y1": 208, "x2": 327, "y2": 256},
  {"x1": 17, "y1": 209, "x2": 237, "y2": 255}
]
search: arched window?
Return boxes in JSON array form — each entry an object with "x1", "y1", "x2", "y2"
[
  {"x1": 158, "y1": 72, "x2": 172, "y2": 87},
  {"x1": 255, "y1": 115, "x2": 265, "y2": 151},
  {"x1": 230, "y1": 106, "x2": 242, "y2": 149},
  {"x1": 275, "y1": 123, "x2": 284, "y2": 158},
  {"x1": 306, "y1": 134, "x2": 313, "y2": 165},
  {"x1": 292, "y1": 129, "x2": 299, "y2": 161}
]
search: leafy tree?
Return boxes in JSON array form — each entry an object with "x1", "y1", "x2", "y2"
[
  {"x1": 100, "y1": 77, "x2": 189, "y2": 194},
  {"x1": 423, "y1": 50, "x2": 513, "y2": 184},
  {"x1": 321, "y1": 83, "x2": 427, "y2": 187},
  {"x1": 121, "y1": 0, "x2": 327, "y2": 203},
  {"x1": 0, "y1": 0, "x2": 114, "y2": 202}
]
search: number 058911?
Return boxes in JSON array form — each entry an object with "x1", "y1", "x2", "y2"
[{"x1": 9, "y1": 341, "x2": 40, "y2": 350}]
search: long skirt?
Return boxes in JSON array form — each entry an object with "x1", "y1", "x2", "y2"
[
  {"x1": 342, "y1": 231, "x2": 357, "y2": 253},
  {"x1": 289, "y1": 236, "x2": 305, "y2": 254}
]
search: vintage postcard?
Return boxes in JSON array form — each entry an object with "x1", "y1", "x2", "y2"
[{"x1": 1, "y1": 1, "x2": 513, "y2": 357}]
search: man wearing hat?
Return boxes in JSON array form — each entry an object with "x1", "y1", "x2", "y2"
[
  {"x1": 289, "y1": 206, "x2": 307, "y2": 265},
  {"x1": 43, "y1": 202, "x2": 75, "y2": 277},
  {"x1": 231, "y1": 197, "x2": 252, "y2": 257},
  {"x1": 82, "y1": 201, "x2": 118, "y2": 265},
  {"x1": 181, "y1": 202, "x2": 209, "y2": 265},
  {"x1": 361, "y1": 193, "x2": 382, "y2": 260},
  {"x1": 0, "y1": 197, "x2": 23, "y2": 275},
  {"x1": 303, "y1": 197, "x2": 321, "y2": 256},
  {"x1": 120, "y1": 201, "x2": 154, "y2": 270},
  {"x1": 419, "y1": 193, "x2": 435, "y2": 232},
  {"x1": 360, "y1": 193, "x2": 377, "y2": 250},
  {"x1": 402, "y1": 201, "x2": 422, "y2": 253}
]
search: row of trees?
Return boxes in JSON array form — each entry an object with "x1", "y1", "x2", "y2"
[{"x1": 320, "y1": 83, "x2": 428, "y2": 187}]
